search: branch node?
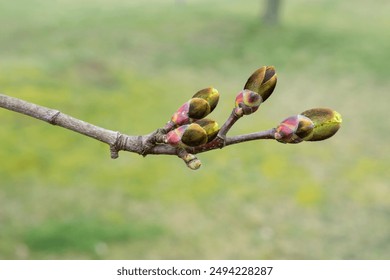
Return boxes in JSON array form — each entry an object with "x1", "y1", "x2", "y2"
[
  {"x1": 110, "y1": 132, "x2": 127, "y2": 159},
  {"x1": 46, "y1": 110, "x2": 61, "y2": 125},
  {"x1": 141, "y1": 128, "x2": 167, "y2": 156},
  {"x1": 215, "y1": 135, "x2": 226, "y2": 148},
  {"x1": 138, "y1": 135, "x2": 148, "y2": 157}
]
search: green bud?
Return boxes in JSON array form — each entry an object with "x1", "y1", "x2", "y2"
[
  {"x1": 165, "y1": 123, "x2": 208, "y2": 147},
  {"x1": 301, "y1": 108, "x2": 342, "y2": 141},
  {"x1": 188, "y1": 97, "x2": 210, "y2": 119},
  {"x1": 244, "y1": 66, "x2": 277, "y2": 102},
  {"x1": 194, "y1": 118, "x2": 220, "y2": 142},
  {"x1": 192, "y1": 87, "x2": 220, "y2": 112},
  {"x1": 181, "y1": 123, "x2": 208, "y2": 147},
  {"x1": 296, "y1": 115, "x2": 315, "y2": 140}
]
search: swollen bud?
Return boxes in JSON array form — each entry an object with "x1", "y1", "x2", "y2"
[
  {"x1": 192, "y1": 87, "x2": 220, "y2": 113},
  {"x1": 194, "y1": 119, "x2": 220, "y2": 143},
  {"x1": 301, "y1": 108, "x2": 342, "y2": 141},
  {"x1": 181, "y1": 123, "x2": 208, "y2": 147},
  {"x1": 234, "y1": 89, "x2": 262, "y2": 116},
  {"x1": 166, "y1": 97, "x2": 210, "y2": 130},
  {"x1": 188, "y1": 97, "x2": 210, "y2": 119},
  {"x1": 275, "y1": 115, "x2": 314, "y2": 144},
  {"x1": 165, "y1": 123, "x2": 207, "y2": 147},
  {"x1": 244, "y1": 66, "x2": 277, "y2": 102}
]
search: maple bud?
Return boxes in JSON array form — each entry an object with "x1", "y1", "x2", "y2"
[
  {"x1": 274, "y1": 115, "x2": 314, "y2": 144},
  {"x1": 188, "y1": 97, "x2": 211, "y2": 119},
  {"x1": 194, "y1": 119, "x2": 220, "y2": 142},
  {"x1": 301, "y1": 108, "x2": 342, "y2": 141},
  {"x1": 192, "y1": 87, "x2": 220, "y2": 113},
  {"x1": 165, "y1": 123, "x2": 207, "y2": 147},
  {"x1": 234, "y1": 89, "x2": 262, "y2": 116},
  {"x1": 244, "y1": 66, "x2": 277, "y2": 102},
  {"x1": 165, "y1": 97, "x2": 210, "y2": 130}
]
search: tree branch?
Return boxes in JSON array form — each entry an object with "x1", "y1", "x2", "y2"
[
  {"x1": 1, "y1": 64, "x2": 342, "y2": 170},
  {"x1": 0, "y1": 93, "x2": 146, "y2": 158},
  {"x1": 0, "y1": 94, "x2": 276, "y2": 166}
]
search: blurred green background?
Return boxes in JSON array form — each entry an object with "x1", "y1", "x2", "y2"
[{"x1": 0, "y1": 0, "x2": 389, "y2": 259}]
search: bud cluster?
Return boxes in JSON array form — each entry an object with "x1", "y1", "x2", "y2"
[
  {"x1": 162, "y1": 88, "x2": 221, "y2": 147},
  {"x1": 164, "y1": 87, "x2": 219, "y2": 131},
  {"x1": 164, "y1": 119, "x2": 219, "y2": 147},
  {"x1": 155, "y1": 66, "x2": 342, "y2": 169}
]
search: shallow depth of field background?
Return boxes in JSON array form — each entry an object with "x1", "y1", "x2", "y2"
[{"x1": 0, "y1": 0, "x2": 389, "y2": 259}]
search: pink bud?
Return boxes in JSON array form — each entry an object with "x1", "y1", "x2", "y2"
[
  {"x1": 275, "y1": 115, "x2": 314, "y2": 144},
  {"x1": 234, "y1": 89, "x2": 262, "y2": 116}
]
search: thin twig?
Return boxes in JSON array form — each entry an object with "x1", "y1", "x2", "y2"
[{"x1": 216, "y1": 108, "x2": 242, "y2": 142}]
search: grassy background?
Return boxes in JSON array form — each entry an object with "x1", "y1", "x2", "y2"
[{"x1": 0, "y1": 0, "x2": 389, "y2": 259}]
